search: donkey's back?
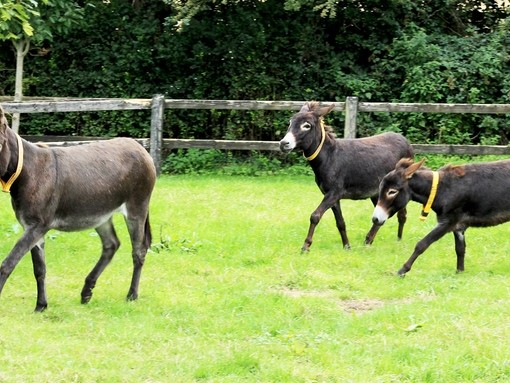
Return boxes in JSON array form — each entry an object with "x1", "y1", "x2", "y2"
[
  {"x1": 43, "y1": 138, "x2": 155, "y2": 231},
  {"x1": 440, "y1": 160, "x2": 510, "y2": 228},
  {"x1": 330, "y1": 132, "x2": 413, "y2": 199}
]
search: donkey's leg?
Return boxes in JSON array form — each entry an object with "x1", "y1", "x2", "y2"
[
  {"x1": 398, "y1": 223, "x2": 450, "y2": 276},
  {"x1": 396, "y1": 208, "x2": 407, "y2": 240},
  {"x1": 0, "y1": 227, "x2": 47, "y2": 301},
  {"x1": 331, "y1": 201, "x2": 350, "y2": 250},
  {"x1": 125, "y1": 212, "x2": 151, "y2": 301},
  {"x1": 364, "y1": 197, "x2": 381, "y2": 246},
  {"x1": 81, "y1": 219, "x2": 120, "y2": 304},
  {"x1": 453, "y1": 230, "x2": 466, "y2": 273},
  {"x1": 31, "y1": 239, "x2": 48, "y2": 312},
  {"x1": 302, "y1": 193, "x2": 341, "y2": 252}
]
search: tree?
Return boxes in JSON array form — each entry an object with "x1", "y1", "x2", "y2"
[
  {"x1": 163, "y1": 0, "x2": 338, "y2": 31},
  {"x1": 0, "y1": 0, "x2": 84, "y2": 132}
]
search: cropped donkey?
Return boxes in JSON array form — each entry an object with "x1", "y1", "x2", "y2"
[
  {"x1": 279, "y1": 102, "x2": 414, "y2": 251},
  {"x1": 0, "y1": 106, "x2": 156, "y2": 311},
  {"x1": 372, "y1": 158, "x2": 510, "y2": 275}
]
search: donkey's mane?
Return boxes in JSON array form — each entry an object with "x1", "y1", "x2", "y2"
[{"x1": 440, "y1": 163, "x2": 466, "y2": 177}]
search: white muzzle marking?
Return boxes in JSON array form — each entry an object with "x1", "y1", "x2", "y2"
[
  {"x1": 280, "y1": 132, "x2": 296, "y2": 152},
  {"x1": 372, "y1": 205, "x2": 389, "y2": 225}
]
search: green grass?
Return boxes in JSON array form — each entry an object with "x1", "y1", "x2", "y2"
[{"x1": 1, "y1": 174, "x2": 510, "y2": 382}]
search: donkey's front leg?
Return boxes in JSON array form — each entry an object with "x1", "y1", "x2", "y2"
[
  {"x1": 31, "y1": 239, "x2": 48, "y2": 312},
  {"x1": 0, "y1": 227, "x2": 47, "y2": 306},
  {"x1": 398, "y1": 224, "x2": 450, "y2": 276},
  {"x1": 365, "y1": 197, "x2": 381, "y2": 245},
  {"x1": 302, "y1": 193, "x2": 339, "y2": 252}
]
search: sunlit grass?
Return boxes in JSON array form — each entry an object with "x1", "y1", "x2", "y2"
[{"x1": 0, "y1": 174, "x2": 509, "y2": 382}]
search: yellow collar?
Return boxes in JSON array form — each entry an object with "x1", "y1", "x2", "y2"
[
  {"x1": 1, "y1": 133, "x2": 24, "y2": 193},
  {"x1": 419, "y1": 171, "x2": 439, "y2": 221},
  {"x1": 305, "y1": 120, "x2": 326, "y2": 161}
]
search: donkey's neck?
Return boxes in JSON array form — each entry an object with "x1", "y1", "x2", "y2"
[
  {"x1": 305, "y1": 135, "x2": 335, "y2": 170},
  {"x1": 409, "y1": 170, "x2": 438, "y2": 206},
  {"x1": 0, "y1": 129, "x2": 22, "y2": 183}
]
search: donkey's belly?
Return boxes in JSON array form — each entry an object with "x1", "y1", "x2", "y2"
[{"x1": 50, "y1": 204, "x2": 127, "y2": 232}]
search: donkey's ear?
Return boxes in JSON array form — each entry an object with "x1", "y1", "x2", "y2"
[
  {"x1": 299, "y1": 103, "x2": 312, "y2": 113},
  {"x1": 318, "y1": 104, "x2": 335, "y2": 117},
  {"x1": 0, "y1": 106, "x2": 6, "y2": 133},
  {"x1": 404, "y1": 158, "x2": 426, "y2": 179}
]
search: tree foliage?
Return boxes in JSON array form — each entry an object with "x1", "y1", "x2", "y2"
[{"x1": 0, "y1": 0, "x2": 508, "y2": 144}]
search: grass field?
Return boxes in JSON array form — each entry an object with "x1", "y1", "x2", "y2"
[{"x1": 1, "y1": 174, "x2": 510, "y2": 382}]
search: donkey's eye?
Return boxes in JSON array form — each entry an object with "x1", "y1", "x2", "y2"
[
  {"x1": 387, "y1": 189, "x2": 399, "y2": 198},
  {"x1": 301, "y1": 122, "x2": 311, "y2": 131}
]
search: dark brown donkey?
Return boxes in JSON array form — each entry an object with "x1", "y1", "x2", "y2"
[
  {"x1": 372, "y1": 158, "x2": 510, "y2": 275},
  {"x1": 0, "y1": 106, "x2": 156, "y2": 311},
  {"x1": 279, "y1": 102, "x2": 413, "y2": 251}
]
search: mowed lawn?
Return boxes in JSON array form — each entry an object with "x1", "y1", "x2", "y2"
[{"x1": 1, "y1": 174, "x2": 510, "y2": 382}]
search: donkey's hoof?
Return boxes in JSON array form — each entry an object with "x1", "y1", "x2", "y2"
[
  {"x1": 126, "y1": 294, "x2": 138, "y2": 302},
  {"x1": 397, "y1": 269, "x2": 407, "y2": 277},
  {"x1": 81, "y1": 294, "x2": 92, "y2": 304},
  {"x1": 34, "y1": 304, "x2": 48, "y2": 313}
]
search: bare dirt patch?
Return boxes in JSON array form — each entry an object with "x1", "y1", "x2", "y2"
[{"x1": 276, "y1": 287, "x2": 424, "y2": 314}]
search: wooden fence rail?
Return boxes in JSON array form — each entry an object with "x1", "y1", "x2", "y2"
[{"x1": 2, "y1": 96, "x2": 510, "y2": 174}]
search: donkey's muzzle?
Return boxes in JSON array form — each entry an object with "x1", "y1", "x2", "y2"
[
  {"x1": 279, "y1": 140, "x2": 293, "y2": 153},
  {"x1": 372, "y1": 205, "x2": 389, "y2": 225}
]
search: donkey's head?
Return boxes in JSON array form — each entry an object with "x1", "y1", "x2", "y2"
[
  {"x1": 372, "y1": 158, "x2": 425, "y2": 225},
  {"x1": 279, "y1": 102, "x2": 335, "y2": 154},
  {"x1": 0, "y1": 106, "x2": 13, "y2": 177}
]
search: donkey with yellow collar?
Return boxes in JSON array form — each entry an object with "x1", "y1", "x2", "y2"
[
  {"x1": 279, "y1": 102, "x2": 413, "y2": 251},
  {"x1": 0, "y1": 106, "x2": 156, "y2": 311},
  {"x1": 373, "y1": 158, "x2": 510, "y2": 275}
]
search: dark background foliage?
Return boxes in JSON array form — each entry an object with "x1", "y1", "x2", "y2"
[{"x1": 0, "y1": 0, "x2": 509, "y2": 145}]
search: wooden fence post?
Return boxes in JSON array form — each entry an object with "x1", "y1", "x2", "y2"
[
  {"x1": 150, "y1": 94, "x2": 165, "y2": 175},
  {"x1": 344, "y1": 96, "x2": 358, "y2": 139}
]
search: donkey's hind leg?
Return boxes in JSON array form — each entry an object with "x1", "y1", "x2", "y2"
[
  {"x1": 81, "y1": 219, "x2": 120, "y2": 304},
  {"x1": 125, "y1": 212, "x2": 151, "y2": 301},
  {"x1": 331, "y1": 201, "x2": 350, "y2": 250},
  {"x1": 31, "y1": 239, "x2": 48, "y2": 312}
]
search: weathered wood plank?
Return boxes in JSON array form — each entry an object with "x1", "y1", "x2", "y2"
[
  {"x1": 412, "y1": 144, "x2": 510, "y2": 155},
  {"x1": 163, "y1": 138, "x2": 280, "y2": 151},
  {"x1": 2, "y1": 99, "x2": 151, "y2": 113},
  {"x1": 344, "y1": 97, "x2": 358, "y2": 138},
  {"x1": 360, "y1": 102, "x2": 510, "y2": 114},
  {"x1": 4, "y1": 98, "x2": 510, "y2": 114},
  {"x1": 150, "y1": 95, "x2": 165, "y2": 175},
  {"x1": 162, "y1": 139, "x2": 510, "y2": 156},
  {"x1": 162, "y1": 99, "x2": 342, "y2": 111}
]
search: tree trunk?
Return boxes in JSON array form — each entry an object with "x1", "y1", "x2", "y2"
[{"x1": 12, "y1": 39, "x2": 30, "y2": 133}]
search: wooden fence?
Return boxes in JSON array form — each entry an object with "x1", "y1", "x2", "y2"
[{"x1": 1, "y1": 96, "x2": 510, "y2": 174}]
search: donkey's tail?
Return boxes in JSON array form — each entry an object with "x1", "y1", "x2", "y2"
[{"x1": 144, "y1": 213, "x2": 152, "y2": 249}]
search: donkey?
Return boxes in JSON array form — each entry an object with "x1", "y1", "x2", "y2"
[
  {"x1": 372, "y1": 158, "x2": 510, "y2": 275},
  {"x1": 0, "y1": 106, "x2": 156, "y2": 311},
  {"x1": 279, "y1": 102, "x2": 414, "y2": 251}
]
